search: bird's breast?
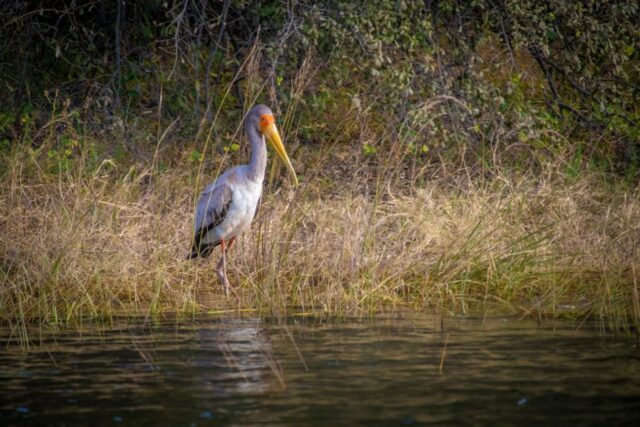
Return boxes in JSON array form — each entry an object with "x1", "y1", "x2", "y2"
[{"x1": 219, "y1": 179, "x2": 263, "y2": 238}]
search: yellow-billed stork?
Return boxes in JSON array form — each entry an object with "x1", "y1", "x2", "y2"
[{"x1": 188, "y1": 104, "x2": 298, "y2": 296}]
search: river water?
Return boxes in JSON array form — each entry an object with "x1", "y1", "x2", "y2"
[{"x1": 1, "y1": 314, "x2": 639, "y2": 426}]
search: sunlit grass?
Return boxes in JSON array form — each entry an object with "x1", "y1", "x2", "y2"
[
  {"x1": 1, "y1": 49, "x2": 638, "y2": 333},
  {"x1": 1, "y1": 134, "x2": 638, "y2": 332}
]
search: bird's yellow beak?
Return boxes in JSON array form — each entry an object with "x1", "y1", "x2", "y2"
[{"x1": 263, "y1": 122, "x2": 298, "y2": 186}]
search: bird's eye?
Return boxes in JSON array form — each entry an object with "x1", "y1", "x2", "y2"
[{"x1": 259, "y1": 114, "x2": 275, "y2": 130}]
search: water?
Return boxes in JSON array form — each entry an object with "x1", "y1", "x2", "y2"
[{"x1": 1, "y1": 315, "x2": 639, "y2": 426}]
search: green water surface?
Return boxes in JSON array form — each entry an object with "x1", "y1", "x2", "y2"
[{"x1": 1, "y1": 315, "x2": 639, "y2": 426}]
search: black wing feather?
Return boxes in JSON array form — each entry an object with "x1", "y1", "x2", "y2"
[{"x1": 187, "y1": 185, "x2": 233, "y2": 259}]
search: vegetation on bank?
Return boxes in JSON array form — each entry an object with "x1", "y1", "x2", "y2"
[{"x1": 0, "y1": 1, "x2": 638, "y2": 330}]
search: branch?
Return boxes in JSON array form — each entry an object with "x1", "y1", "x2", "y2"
[
  {"x1": 530, "y1": 45, "x2": 639, "y2": 130},
  {"x1": 528, "y1": 45, "x2": 598, "y2": 128},
  {"x1": 168, "y1": 0, "x2": 189, "y2": 80},
  {"x1": 545, "y1": 59, "x2": 639, "y2": 129},
  {"x1": 193, "y1": 0, "x2": 207, "y2": 116},
  {"x1": 204, "y1": 0, "x2": 230, "y2": 121},
  {"x1": 114, "y1": 0, "x2": 123, "y2": 110}
]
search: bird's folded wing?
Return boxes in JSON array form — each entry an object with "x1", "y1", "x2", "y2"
[{"x1": 193, "y1": 182, "x2": 233, "y2": 246}]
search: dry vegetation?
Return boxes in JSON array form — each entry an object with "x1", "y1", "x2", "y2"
[
  {"x1": 1, "y1": 1, "x2": 639, "y2": 332},
  {"x1": 1, "y1": 93, "x2": 639, "y2": 333}
]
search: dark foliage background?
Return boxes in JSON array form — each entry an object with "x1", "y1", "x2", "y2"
[{"x1": 1, "y1": 0, "x2": 638, "y2": 178}]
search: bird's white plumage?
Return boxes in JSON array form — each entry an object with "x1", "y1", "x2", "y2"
[
  {"x1": 196, "y1": 165, "x2": 263, "y2": 246},
  {"x1": 188, "y1": 104, "x2": 296, "y2": 299}
]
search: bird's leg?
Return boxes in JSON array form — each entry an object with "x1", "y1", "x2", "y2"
[
  {"x1": 216, "y1": 239, "x2": 231, "y2": 296},
  {"x1": 215, "y1": 238, "x2": 239, "y2": 297},
  {"x1": 227, "y1": 236, "x2": 236, "y2": 250}
]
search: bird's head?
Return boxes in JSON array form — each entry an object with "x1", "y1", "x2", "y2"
[{"x1": 249, "y1": 104, "x2": 298, "y2": 186}]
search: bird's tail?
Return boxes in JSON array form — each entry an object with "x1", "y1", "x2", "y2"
[{"x1": 186, "y1": 242, "x2": 218, "y2": 260}]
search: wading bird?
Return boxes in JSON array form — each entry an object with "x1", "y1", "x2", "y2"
[{"x1": 188, "y1": 104, "x2": 298, "y2": 296}]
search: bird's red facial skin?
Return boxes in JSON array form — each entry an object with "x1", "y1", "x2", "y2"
[{"x1": 259, "y1": 114, "x2": 275, "y2": 131}]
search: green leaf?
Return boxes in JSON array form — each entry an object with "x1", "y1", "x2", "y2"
[
  {"x1": 190, "y1": 150, "x2": 203, "y2": 162},
  {"x1": 363, "y1": 144, "x2": 377, "y2": 156}
]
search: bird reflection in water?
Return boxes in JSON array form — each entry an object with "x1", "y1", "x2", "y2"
[{"x1": 130, "y1": 318, "x2": 286, "y2": 396}]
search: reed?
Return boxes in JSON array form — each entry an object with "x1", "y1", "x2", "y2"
[
  {"x1": 1, "y1": 53, "x2": 638, "y2": 332},
  {"x1": 1, "y1": 133, "x2": 638, "y2": 331}
]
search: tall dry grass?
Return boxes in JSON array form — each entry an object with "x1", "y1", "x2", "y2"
[
  {"x1": 1, "y1": 47, "x2": 639, "y2": 333},
  {"x1": 1, "y1": 140, "x2": 639, "y2": 332}
]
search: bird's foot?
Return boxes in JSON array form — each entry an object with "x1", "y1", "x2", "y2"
[
  {"x1": 224, "y1": 280, "x2": 240, "y2": 298},
  {"x1": 215, "y1": 267, "x2": 228, "y2": 295},
  {"x1": 215, "y1": 268, "x2": 238, "y2": 298}
]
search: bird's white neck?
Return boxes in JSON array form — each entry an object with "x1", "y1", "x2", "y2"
[{"x1": 246, "y1": 124, "x2": 267, "y2": 182}]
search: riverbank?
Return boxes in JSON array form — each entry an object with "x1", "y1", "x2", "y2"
[
  {"x1": 2, "y1": 141, "x2": 638, "y2": 330},
  {"x1": 1, "y1": 2, "x2": 638, "y2": 331}
]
